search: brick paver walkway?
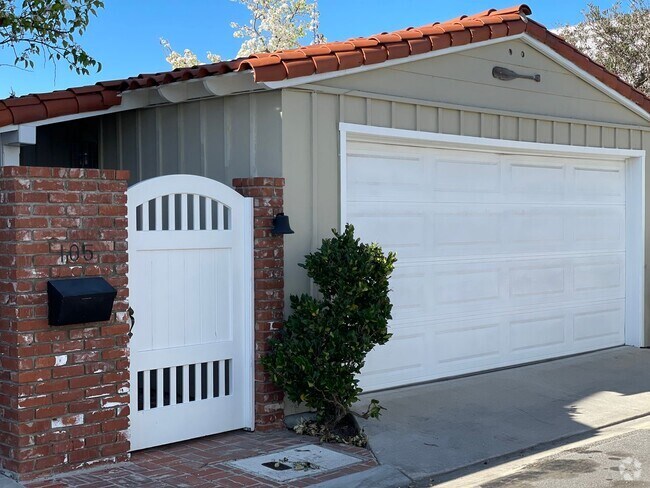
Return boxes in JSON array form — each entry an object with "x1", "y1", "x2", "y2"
[{"x1": 25, "y1": 430, "x2": 378, "y2": 487}]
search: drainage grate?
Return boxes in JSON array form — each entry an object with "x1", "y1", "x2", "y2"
[
  {"x1": 228, "y1": 444, "x2": 361, "y2": 482},
  {"x1": 262, "y1": 461, "x2": 293, "y2": 471}
]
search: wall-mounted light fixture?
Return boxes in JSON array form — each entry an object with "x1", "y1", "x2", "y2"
[
  {"x1": 272, "y1": 213, "x2": 295, "y2": 235},
  {"x1": 493, "y1": 66, "x2": 541, "y2": 83}
]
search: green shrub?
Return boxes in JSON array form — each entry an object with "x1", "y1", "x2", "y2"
[{"x1": 262, "y1": 224, "x2": 396, "y2": 427}]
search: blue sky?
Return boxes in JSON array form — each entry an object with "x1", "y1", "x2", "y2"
[{"x1": 0, "y1": 0, "x2": 616, "y2": 97}]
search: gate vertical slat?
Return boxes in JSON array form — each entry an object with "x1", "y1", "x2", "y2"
[
  {"x1": 143, "y1": 370, "x2": 151, "y2": 410},
  {"x1": 217, "y1": 202, "x2": 224, "y2": 230},
  {"x1": 155, "y1": 197, "x2": 163, "y2": 231},
  {"x1": 183, "y1": 364, "x2": 190, "y2": 403},
  {"x1": 181, "y1": 194, "x2": 188, "y2": 230},
  {"x1": 157, "y1": 368, "x2": 164, "y2": 408},
  {"x1": 170, "y1": 367, "x2": 177, "y2": 406},
  {"x1": 195, "y1": 363, "x2": 203, "y2": 401},
  {"x1": 142, "y1": 200, "x2": 149, "y2": 232},
  {"x1": 193, "y1": 194, "x2": 200, "y2": 230},
  {"x1": 218, "y1": 360, "x2": 226, "y2": 397},
  {"x1": 168, "y1": 194, "x2": 176, "y2": 231},
  {"x1": 207, "y1": 361, "x2": 214, "y2": 398},
  {"x1": 205, "y1": 198, "x2": 212, "y2": 230}
]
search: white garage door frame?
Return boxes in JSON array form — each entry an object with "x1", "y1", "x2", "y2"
[{"x1": 339, "y1": 122, "x2": 646, "y2": 356}]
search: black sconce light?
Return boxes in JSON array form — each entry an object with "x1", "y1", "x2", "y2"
[{"x1": 272, "y1": 213, "x2": 294, "y2": 235}]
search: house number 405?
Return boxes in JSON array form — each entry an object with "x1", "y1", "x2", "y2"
[{"x1": 60, "y1": 243, "x2": 94, "y2": 263}]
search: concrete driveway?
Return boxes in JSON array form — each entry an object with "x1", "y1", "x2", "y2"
[{"x1": 357, "y1": 347, "x2": 650, "y2": 484}]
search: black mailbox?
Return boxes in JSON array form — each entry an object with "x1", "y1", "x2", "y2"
[{"x1": 47, "y1": 277, "x2": 117, "y2": 326}]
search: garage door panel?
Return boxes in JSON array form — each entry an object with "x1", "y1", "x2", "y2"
[
  {"x1": 348, "y1": 146, "x2": 625, "y2": 205},
  {"x1": 573, "y1": 303, "x2": 625, "y2": 343},
  {"x1": 434, "y1": 210, "x2": 501, "y2": 248},
  {"x1": 361, "y1": 329, "x2": 428, "y2": 388},
  {"x1": 348, "y1": 141, "x2": 628, "y2": 392},
  {"x1": 349, "y1": 209, "x2": 427, "y2": 258},
  {"x1": 434, "y1": 268, "x2": 501, "y2": 305},
  {"x1": 360, "y1": 300, "x2": 625, "y2": 391},
  {"x1": 503, "y1": 155, "x2": 625, "y2": 204},
  {"x1": 573, "y1": 165, "x2": 625, "y2": 200},
  {"x1": 390, "y1": 255, "x2": 624, "y2": 322},
  {"x1": 573, "y1": 208, "x2": 625, "y2": 244},
  {"x1": 352, "y1": 202, "x2": 624, "y2": 261},
  {"x1": 433, "y1": 159, "x2": 501, "y2": 193},
  {"x1": 347, "y1": 153, "x2": 430, "y2": 202},
  {"x1": 508, "y1": 162, "x2": 566, "y2": 196},
  {"x1": 509, "y1": 314, "x2": 566, "y2": 352},
  {"x1": 435, "y1": 322, "x2": 501, "y2": 364},
  {"x1": 574, "y1": 258, "x2": 624, "y2": 293}
]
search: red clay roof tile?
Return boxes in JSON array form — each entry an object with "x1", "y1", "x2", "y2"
[
  {"x1": 275, "y1": 51, "x2": 308, "y2": 61},
  {"x1": 429, "y1": 33, "x2": 453, "y2": 50},
  {"x1": 0, "y1": 109, "x2": 12, "y2": 126},
  {"x1": 469, "y1": 26, "x2": 492, "y2": 42},
  {"x1": 300, "y1": 45, "x2": 332, "y2": 56},
  {"x1": 348, "y1": 38, "x2": 380, "y2": 48},
  {"x1": 385, "y1": 42, "x2": 411, "y2": 59},
  {"x1": 312, "y1": 54, "x2": 339, "y2": 73},
  {"x1": 408, "y1": 38, "x2": 434, "y2": 55},
  {"x1": 488, "y1": 23, "x2": 509, "y2": 37},
  {"x1": 249, "y1": 63, "x2": 287, "y2": 83},
  {"x1": 284, "y1": 58, "x2": 316, "y2": 78},
  {"x1": 335, "y1": 50, "x2": 364, "y2": 70},
  {"x1": 9, "y1": 103, "x2": 47, "y2": 124},
  {"x1": 393, "y1": 30, "x2": 425, "y2": 41},
  {"x1": 42, "y1": 98, "x2": 79, "y2": 118},
  {"x1": 361, "y1": 46, "x2": 388, "y2": 64},
  {"x1": 324, "y1": 42, "x2": 356, "y2": 52},
  {"x1": 0, "y1": 4, "x2": 648, "y2": 129},
  {"x1": 371, "y1": 33, "x2": 404, "y2": 43},
  {"x1": 450, "y1": 30, "x2": 473, "y2": 46}
]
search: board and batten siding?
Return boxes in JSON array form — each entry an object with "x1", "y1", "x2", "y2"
[
  {"x1": 281, "y1": 88, "x2": 650, "y2": 342},
  {"x1": 99, "y1": 91, "x2": 283, "y2": 185}
]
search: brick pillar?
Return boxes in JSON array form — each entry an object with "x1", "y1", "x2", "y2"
[
  {"x1": 0, "y1": 167, "x2": 130, "y2": 480},
  {"x1": 232, "y1": 177, "x2": 285, "y2": 431}
]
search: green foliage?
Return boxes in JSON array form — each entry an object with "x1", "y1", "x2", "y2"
[
  {"x1": 262, "y1": 224, "x2": 396, "y2": 427},
  {"x1": 560, "y1": 0, "x2": 649, "y2": 95},
  {"x1": 0, "y1": 0, "x2": 103, "y2": 74}
]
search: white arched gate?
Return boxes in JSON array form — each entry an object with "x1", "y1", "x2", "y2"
[{"x1": 127, "y1": 175, "x2": 254, "y2": 451}]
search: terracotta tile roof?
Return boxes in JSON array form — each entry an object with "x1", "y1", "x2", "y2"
[{"x1": 1, "y1": 4, "x2": 648, "y2": 128}]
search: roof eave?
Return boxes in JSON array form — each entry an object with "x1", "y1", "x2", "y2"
[
  {"x1": 260, "y1": 32, "x2": 650, "y2": 123},
  {"x1": 0, "y1": 71, "x2": 264, "y2": 132},
  {"x1": 260, "y1": 34, "x2": 525, "y2": 89}
]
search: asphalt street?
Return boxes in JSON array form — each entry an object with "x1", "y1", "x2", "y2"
[{"x1": 435, "y1": 417, "x2": 650, "y2": 488}]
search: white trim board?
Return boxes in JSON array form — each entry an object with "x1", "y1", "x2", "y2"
[{"x1": 339, "y1": 123, "x2": 646, "y2": 348}]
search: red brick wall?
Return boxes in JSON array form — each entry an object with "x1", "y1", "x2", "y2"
[
  {"x1": 232, "y1": 178, "x2": 285, "y2": 431},
  {"x1": 0, "y1": 167, "x2": 130, "y2": 480}
]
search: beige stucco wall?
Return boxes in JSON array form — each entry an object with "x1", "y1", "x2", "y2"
[{"x1": 281, "y1": 38, "x2": 650, "y2": 348}]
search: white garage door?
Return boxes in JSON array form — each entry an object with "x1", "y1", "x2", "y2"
[{"x1": 346, "y1": 139, "x2": 629, "y2": 392}]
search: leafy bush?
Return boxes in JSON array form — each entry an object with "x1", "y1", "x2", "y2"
[{"x1": 262, "y1": 224, "x2": 396, "y2": 427}]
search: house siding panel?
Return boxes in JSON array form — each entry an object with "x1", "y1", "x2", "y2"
[
  {"x1": 100, "y1": 92, "x2": 283, "y2": 185},
  {"x1": 314, "y1": 39, "x2": 648, "y2": 126},
  {"x1": 281, "y1": 88, "x2": 650, "y2": 345}
]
